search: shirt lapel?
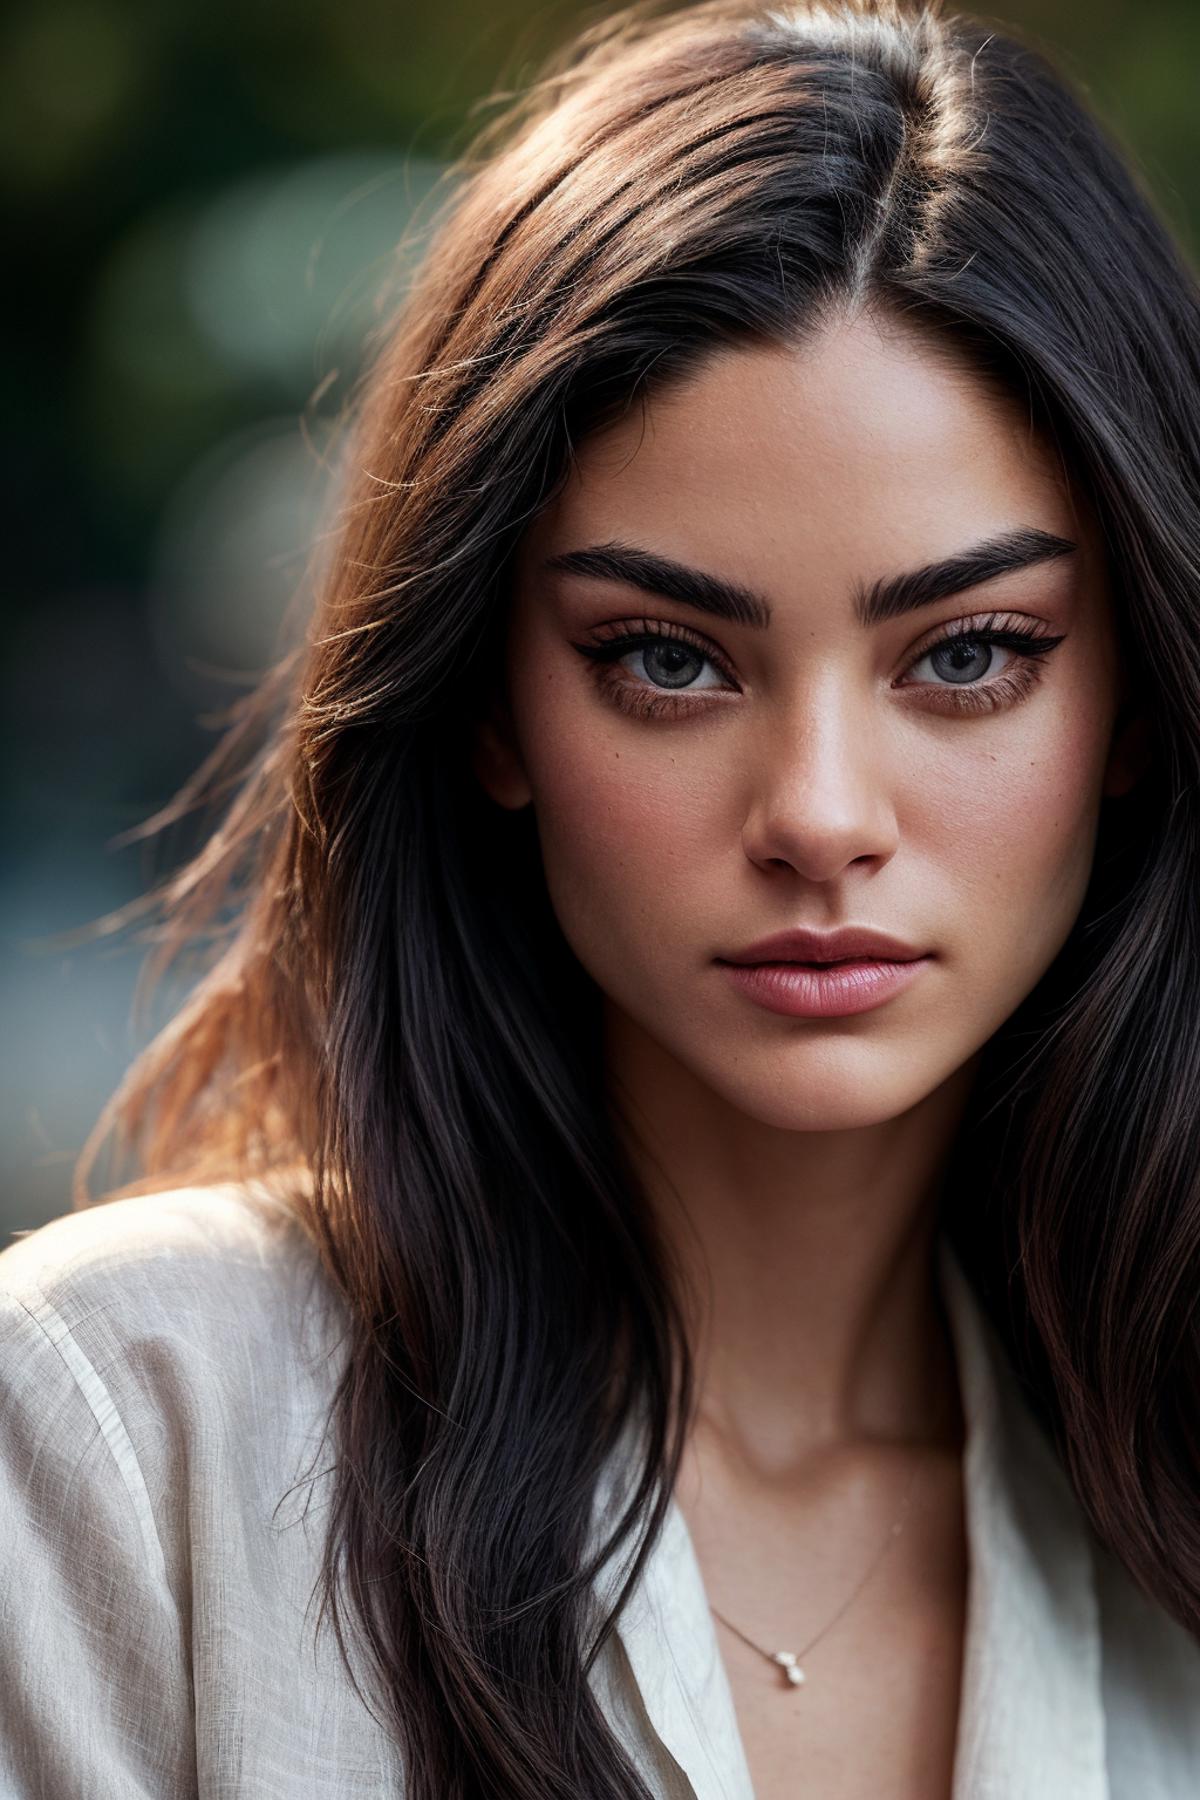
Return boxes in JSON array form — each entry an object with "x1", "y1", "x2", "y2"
[
  {"x1": 937, "y1": 1238, "x2": 1109, "y2": 1800},
  {"x1": 588, "y1": 1423, "x2": 757, "y2": 1800}
]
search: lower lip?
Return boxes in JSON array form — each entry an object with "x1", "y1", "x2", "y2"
[{"x1": 717, "y1": 956, "x2": 931, "y2": 1018}]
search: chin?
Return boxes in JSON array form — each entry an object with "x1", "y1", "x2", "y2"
[{"x1": 695, "y1": 1045, "x2": 952, "y2": 1134}]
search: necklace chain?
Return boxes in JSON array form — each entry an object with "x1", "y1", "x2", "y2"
[{"x1": 708, "y1": 1450, "x2": 924, "y2": 1689}]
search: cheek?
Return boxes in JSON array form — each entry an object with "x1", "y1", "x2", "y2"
[
  {"x1": 536, "y1": 751, "x2": 722, "y2": 949},
  {"x1": 512, "y1": 679, "x2": 723, "y2": 970},
  {"x1": 921, "y1": 701, "x2": 1110, "y2": 982}
]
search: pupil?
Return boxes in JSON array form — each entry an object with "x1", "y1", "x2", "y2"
[
  {"x1": 646, "y1": 642, "x2": 702, "y2": 689},
  {"x1": 933, "y1": 639, "x2": 992, "y2": 684}
]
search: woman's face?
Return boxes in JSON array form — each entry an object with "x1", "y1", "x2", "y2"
[{"x1": 475, "y1": 310, "x2": 1147, "y2": 1132}]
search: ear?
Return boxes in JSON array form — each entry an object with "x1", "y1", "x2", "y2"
[
  {"x1": 470, "y1": 686, "x2": 533, "y2": 811},
  {"x1": 1101, "y1": 699, "x2": 1154, "y2": 800}
]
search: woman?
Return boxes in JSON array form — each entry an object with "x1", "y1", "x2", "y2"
[{"x1": 3, "y1": 0, "x2": 1199, "y2": 1794}]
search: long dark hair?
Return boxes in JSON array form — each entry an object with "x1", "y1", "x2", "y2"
[{"x1": 71, "y1": 0, "x2": 1200, "y2": 1792}]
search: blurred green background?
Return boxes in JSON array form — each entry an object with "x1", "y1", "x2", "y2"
[{"x1": 3, "y1": 0, "x2": 1197, "y2": 1239}]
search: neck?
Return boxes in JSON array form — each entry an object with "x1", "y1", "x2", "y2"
[{"x1": 605, "y1": 1010, "x2": 977, "y2": 1473}]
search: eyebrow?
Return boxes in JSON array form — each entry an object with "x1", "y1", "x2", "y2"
[{"x1": 543, "y1": 526, "x2": 1077, "y2": 630}]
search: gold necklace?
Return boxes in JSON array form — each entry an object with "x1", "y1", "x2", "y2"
[{"x1": 708, "y1": 1452, "x2": 923, "y2": 1689}]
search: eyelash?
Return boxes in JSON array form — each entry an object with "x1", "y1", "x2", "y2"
[{"x1": 569, "y1": 611, "x2": 1068, "y2": 722}]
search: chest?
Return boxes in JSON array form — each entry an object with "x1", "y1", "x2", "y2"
[
  {"x1": 720, "y1": 1591, "x2": 965, "y2": 1800},
  {"x1": 675, "y1": 1441, "x2": 970, "y2": 1800}
]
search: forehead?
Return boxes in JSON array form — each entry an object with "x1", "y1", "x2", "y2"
[{"x1": 517, "y1": 311, "x2": 1097, "y2": 608}]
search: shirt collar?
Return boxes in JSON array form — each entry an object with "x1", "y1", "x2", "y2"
[{"x1": 587, "y1": 1233, "x2": 1109, "y2": 1800}]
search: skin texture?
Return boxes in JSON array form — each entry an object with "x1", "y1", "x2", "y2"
[{"x1": 472, "y1": 307, "x2": 1150, "y2": 1798}]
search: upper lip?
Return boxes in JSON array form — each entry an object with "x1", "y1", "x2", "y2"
[{"x1": 718, "y1": 926, "x2": 928, "y2": 966}]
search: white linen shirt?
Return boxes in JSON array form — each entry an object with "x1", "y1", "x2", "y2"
[{"x1": 1, "y1": 1178, "x2": 1198, "y2": 1798}]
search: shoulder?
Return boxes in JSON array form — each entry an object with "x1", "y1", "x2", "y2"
[
  {"x1": 0, "y1": 1176, "x2": 341, "y2": 1365},
  {"x1": 0, "y1": 1184, "x2": 354, "y2": 1792},
  {"x1": 0, "y1": 1182, "x2": 402, "y2": 1796},
  {"x1": 1, "y1": 1173, "x2": 316, "y2": 1293},
  {"x1": 0, "y1": 1179, "x2": 350, "y2": 1510}
]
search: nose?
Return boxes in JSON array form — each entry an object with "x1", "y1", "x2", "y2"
[{"x1": 739, "y1": 676, "x2": 901, "y2": 882}]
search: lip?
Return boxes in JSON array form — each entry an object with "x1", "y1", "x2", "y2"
[
  {"x1": 715, "y1": 925, "x2": 932, "y2": 1020},
  {"x1": 718, "y1": 925, "x2": 927, "y2": 966},
  {"x1": 718, "y1": 956, "x2": 930, "y2": 1019}
]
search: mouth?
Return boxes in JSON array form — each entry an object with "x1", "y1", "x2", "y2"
[{"x1": 716, "y1": 953, "x2": 932, "y2": 1019}]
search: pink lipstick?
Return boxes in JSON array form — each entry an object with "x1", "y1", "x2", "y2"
[{"x1": 716, "y1": 926, "x2": 931, "y2": 1019}]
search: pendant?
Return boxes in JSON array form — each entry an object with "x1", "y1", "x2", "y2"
[{"x1": 770, "y1": 1651, "x2": 806, "y2": 1687}]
